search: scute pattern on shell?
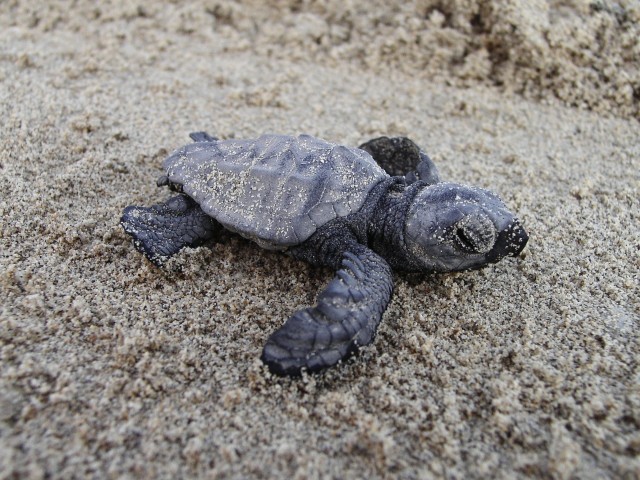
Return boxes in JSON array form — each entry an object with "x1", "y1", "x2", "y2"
[{"x1": 163, "y1": 134, "x2": 388, "y2": 248}]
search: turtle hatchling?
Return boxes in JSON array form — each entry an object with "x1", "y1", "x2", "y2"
[{"x1": 121, "y1": 132, "x2": 528, "y2": 376}]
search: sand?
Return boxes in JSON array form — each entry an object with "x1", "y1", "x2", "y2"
[{"x1": 1, "y1": 1, "x2": 639, "y2": 478}]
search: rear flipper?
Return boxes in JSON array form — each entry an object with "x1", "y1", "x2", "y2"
[
  {"x1": 189, "y1": 131, "x2": 218, "y2": 142},
  {"x1": 261, "y1": 242, "x2": 394, "y2": 376},
  {"x1": 359, "y1": 136, "x2": 440, "y2": 185},
  {"x1": 121, "y1": 194, "x2": 218, "y2": 267}
]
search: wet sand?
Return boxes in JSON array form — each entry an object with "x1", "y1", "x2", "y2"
[{"x1": 1, "y1": 1, "x2": 638, "y2": 478}]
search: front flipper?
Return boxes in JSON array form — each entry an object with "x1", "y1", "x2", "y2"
[
  {"x1": 359, "y1": 136, "x2": 440, "y2": 185},
  {"x1": 121, "y1": 194, "x2": 217, "y2": 267},
  {"x1": 261, "y1": 243, "x2": 394, "y2": 376}
]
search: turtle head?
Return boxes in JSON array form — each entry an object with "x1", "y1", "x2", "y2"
[{"x1": 404, "y1": 182, "x2": 528, "y2": 272}]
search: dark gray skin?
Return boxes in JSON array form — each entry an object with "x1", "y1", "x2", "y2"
[{"x1": 121, "y1": 133, "x2": 528, "y2": 376}]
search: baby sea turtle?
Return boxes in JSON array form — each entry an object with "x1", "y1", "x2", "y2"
[{"x1": 121, "y1": 132, "x2": 528, "y2": 376}]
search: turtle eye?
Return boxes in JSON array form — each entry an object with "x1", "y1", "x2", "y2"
[
  {"x1": 453, "y1": 215, "x2": 496, "y2": 254},
  {"x1": 455, "y1": 227, "x2": 477, "y2": 252}
]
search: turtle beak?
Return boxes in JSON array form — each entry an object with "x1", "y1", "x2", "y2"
[
  {"x1": 485, "y1": 218, "x2": 528, "y2": 264},
  {"x1": 505, "y1": 220, "x2": 528, "y2": 257}
]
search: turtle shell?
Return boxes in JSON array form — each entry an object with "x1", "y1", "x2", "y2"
[{"x1": 163, "y1": 134, "x2": 388, "y2": 249}]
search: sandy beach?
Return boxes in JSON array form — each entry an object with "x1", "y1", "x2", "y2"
[{"x1": 1, "y1": 1, "x2": 638, "y2": 478}]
